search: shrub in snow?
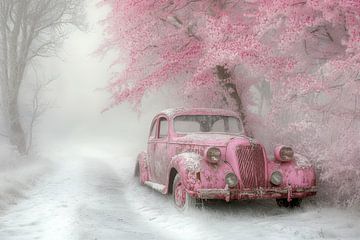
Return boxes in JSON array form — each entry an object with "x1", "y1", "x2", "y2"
[{"x1": 0, "y1": 142, "x2": 50, "y2": 210}]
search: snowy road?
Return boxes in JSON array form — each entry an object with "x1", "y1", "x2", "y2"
[
  {"x1": 0, "y1": 154, "x2": 165, "y2": 240},
  {"x1": 0, "y1": 151, "x2": 359, "y2": 240}
]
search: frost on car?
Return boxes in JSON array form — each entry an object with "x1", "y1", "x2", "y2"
[{"x1": 135, "y1": 108, "x2": 317, "y2": 210}]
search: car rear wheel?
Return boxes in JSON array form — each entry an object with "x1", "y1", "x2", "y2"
[
  {"x1": 172, "y1": 174, "x2": 195, "y2": 211},
  {"x1": 134, "y1": 162, "x2": 139, "y2": 177},
  {"x1": 276, "y1": 198, "x2": 302, "y2": 208},
  {"x1": 136, "y1": 153, "x2": 149, "y2": 185},
  {"x1": 139, "y1": 161, "x2": 148, "y2": 185}
]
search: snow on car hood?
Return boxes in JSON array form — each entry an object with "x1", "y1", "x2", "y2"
[{"x1": 173, "y1": 133, "x2": 248, "y2": 146}]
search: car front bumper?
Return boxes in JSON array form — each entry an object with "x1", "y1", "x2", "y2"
[{"x1": 193, "y1": 185, "x2": 317, "y2": 202}]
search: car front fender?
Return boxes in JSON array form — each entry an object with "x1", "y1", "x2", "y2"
[
  {"x1": 268, "y1": 160, "x2": 316, "y2": 188},
  {"x1": 166, "y1": 152, "x2": 202, "y2": 193}
]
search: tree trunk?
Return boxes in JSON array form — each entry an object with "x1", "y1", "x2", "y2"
[
  {"x1": 4, "y1": 94, "x2": 27, "y2": 154},
  {"x1": 9, "y1": 108, "x2": 26, "y2": 154},
  {"x1": 216, "y1": 65, "x2": 252, "y2": 136}
]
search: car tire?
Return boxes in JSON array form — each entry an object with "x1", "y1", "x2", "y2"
[
  {"x1": 137, "y1": 153, "x2": 149, "y2": 185},
  {"x1": 276, "y1": 198, "x2": 302, "y2": 208},
  {"x1": 172, "y1": 173, "x2": 195, "y2": 211},
  {"x1": 134, "y1": 162, "x2": 140, "y2": 177}
]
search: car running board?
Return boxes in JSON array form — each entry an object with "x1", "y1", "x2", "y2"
[{"x1": 144, "y1": 181, "x2": 166, "y2": 194}]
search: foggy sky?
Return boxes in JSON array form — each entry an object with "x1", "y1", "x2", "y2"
[{"x1": 35, "y1": 0, "x2": 182, "y2": 157}]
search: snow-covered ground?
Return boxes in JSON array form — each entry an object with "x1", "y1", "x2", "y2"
[
  {"x1": 0, "y1": 144, "x2": 359, "y2": 240},
  {"x1": 0, "y1": 146, "x2": 165, "y2": 240}
]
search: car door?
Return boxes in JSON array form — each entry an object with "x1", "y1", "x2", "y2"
[
  {"x1": 154, "y1": 117, "x2": 169, "y2": 185},
  {"x1": 147, "y1": 118, "x2": 158, "y2": 182},
  {"x1": 147, "y1": 116, "x2": 169, "y2": 184}
]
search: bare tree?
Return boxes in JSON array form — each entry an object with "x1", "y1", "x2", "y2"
[
  {"x1": 25, "y1": 77, "x2": 54, "y2": 154},
  {"x1": 0, "y1": 0, "x2": 84, "y2": 154}
]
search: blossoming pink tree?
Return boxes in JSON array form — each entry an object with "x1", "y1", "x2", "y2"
[
  {"x1": 100, "y1": 0, "x2": 294, "y2": 131},
  {"x1": 101, "y1": 0, "x2": 360, "y2": 206}
]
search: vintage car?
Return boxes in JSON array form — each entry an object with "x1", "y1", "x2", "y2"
[{"x1": 135, "y1": 108, "x2": 316, "y2": 210}]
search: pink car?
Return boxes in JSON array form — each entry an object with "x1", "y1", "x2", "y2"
[{"x1": 135, "y1": 108, "x2": 316, "y2": 210}]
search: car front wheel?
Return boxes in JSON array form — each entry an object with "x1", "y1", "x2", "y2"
[
  {"x1": 172, "y1": 174, "x2": 195, "y2": 210},
  {"x1": 276, "y1": 198, "x2": 302, "y2": 208}
]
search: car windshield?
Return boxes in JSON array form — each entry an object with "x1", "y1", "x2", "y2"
[{"x1": 174, "y1": 115, "x2": 243, "y2": 134}]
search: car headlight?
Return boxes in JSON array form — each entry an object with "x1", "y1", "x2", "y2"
[
  {"x1": 206, "y1": 147, "x2": 221, "y2": 164},
  {"x1": 270, "y1": 171, "x2": 283, "y2": 186},
  {"x1": 225, "y1": 172, "x2": 238, "y2": 187},
  {"x1": 274, "y1": 145, "x2": 294, "y2": 162}
]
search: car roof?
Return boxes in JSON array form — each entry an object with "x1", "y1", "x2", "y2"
[{"x1": 158, "y1": 108, "x2": 239, "y2": 118}]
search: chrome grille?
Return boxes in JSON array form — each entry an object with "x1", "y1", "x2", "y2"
[{"x1": 236, "y1": 144, "x2": 265, "y2": 188}]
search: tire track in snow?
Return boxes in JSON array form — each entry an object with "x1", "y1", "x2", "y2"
[{"x1": 76, "y1": 157, "x2": 167, "y2": 240}]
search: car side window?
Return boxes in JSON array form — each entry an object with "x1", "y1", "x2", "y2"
[
  {"x1": 158, "y1": 117, "x2": 168, "y2": 138},
  {"x1": 149, "y1": 120, "x2": 157, "y2": 138}
]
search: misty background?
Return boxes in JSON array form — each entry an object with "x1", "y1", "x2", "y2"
[{"x1": 34, "y1": 0, "x2": 180, "y2": 157}]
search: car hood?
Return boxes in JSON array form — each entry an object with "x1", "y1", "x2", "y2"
[{"x1": 173, "y1": 133, "x2": 251, "y2": 147}]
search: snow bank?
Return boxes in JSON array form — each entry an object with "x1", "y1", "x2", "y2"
[{"x1": 0, "y1": 143, "x2": 51, "y2": 211}]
